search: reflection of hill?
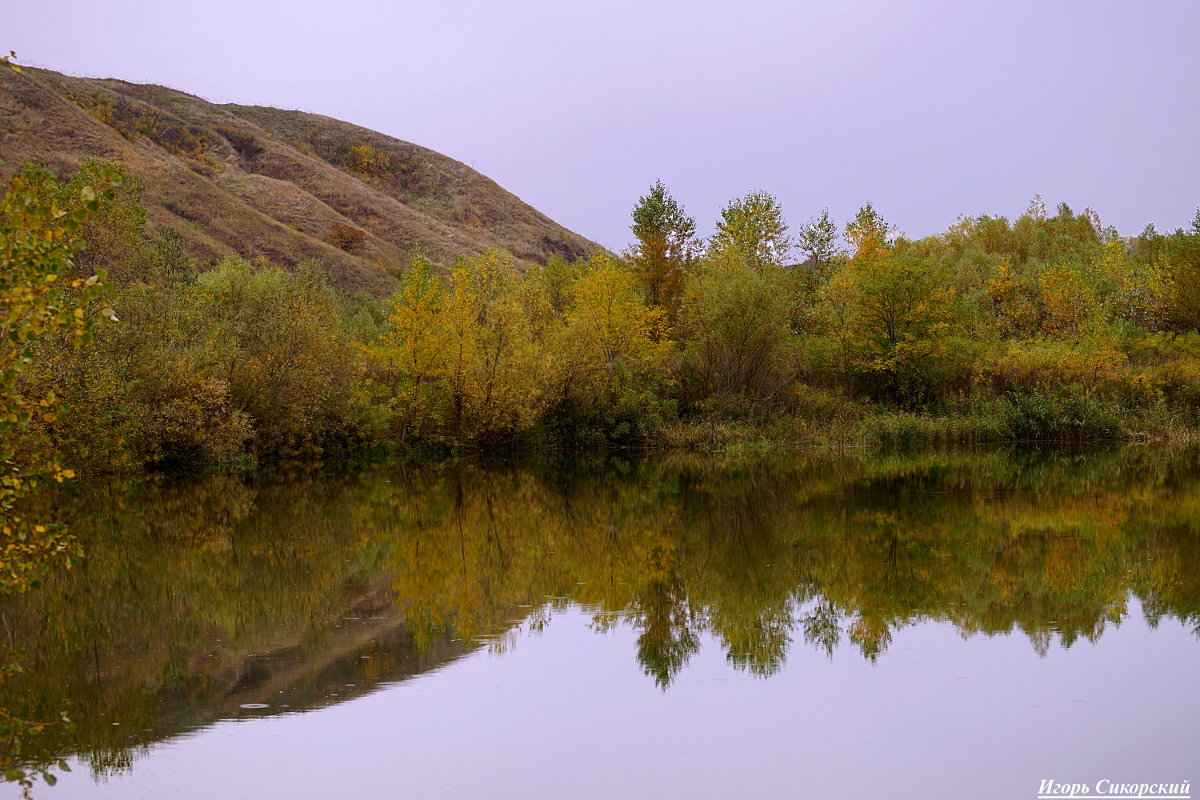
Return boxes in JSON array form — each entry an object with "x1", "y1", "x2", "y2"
[
  {"x1": 2, "y1": 571, "x2": 505, "y2": 777},
  {"x1": 3, "y1": 446, "x2": 1200, "y2": 776},
  {"x1": 141, "y1": 582, "x2": 477, "y2": 739}
]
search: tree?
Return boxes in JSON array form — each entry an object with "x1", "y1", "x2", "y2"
[
  {"x1": 819, "y1": 231, "x2": 962, "y2": 407},
  {"x1": 194, "y1": 256, "x2": 357, "y2": 458},
  {"x1": 678, "y1": 245, "x2": 796, "y2": 409},
  {"x1": 1038, "y1": 262, "x2": 1097, "y2": 335},
  {"x1": 1026, "y1": 194, "x2": 1048, "y2": 220},
  {"x1": 1164, "y1": 208, "x2": 1200, "y2": 331},
  {"x1": 550, "y1": 253, "x2": 672, "y2": 441},
  {"x1": 628, "y1": 180, "x2": 696, "y2": 319},
  {"x1": 844, "y1": 203, "x2": 893, "y2": 252},
  {"x1": 708, "y1": 191, "x2": 791, "y2": 269},
  {"x1": 365, "y1": 254, "x2": 446, "y2": 442},
  {"x1": 438, "y1": 249, "x2": 545, "y2": 442},
  {"x1": 797, "y1": 209, "x2": 839, "y2": 271}
]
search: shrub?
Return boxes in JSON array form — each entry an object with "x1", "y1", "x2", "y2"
[
  {"x1": 336, "y1": 141, "x2": 393, "y2": 180},
  {"x1": 860, "y1": 411, "x2": 1007, "y2": 448},
  {"x1": 1000, "y1": 388, "x2": 1123, "y2": 441},
  {"x1": 214, "y1": 125, "x2": 264, "y2": 159},
  {"x1": 326, "y1": 222, "x2": 366, "y2": 254},
  {"x1": 677, "y1": 249, "x2": 797, "y2": 408}
]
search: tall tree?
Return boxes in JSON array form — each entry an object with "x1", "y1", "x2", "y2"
[
  {"x1": 628, "y1": 180, "x2": 696, "y2": 319},
  {"x1": 820, "y1": 232, "x2": 961, "y2": 407},
  {"x1": 1165, "y1": 208, "x2": 1200, "y2": 331},
  {"x1": 797, "y1": 209, "x2": 839, "y2": 271},
  {"x1": 844, "y1": 203, "x2": 894, "y2": 254},
  {"x1": 709, "y1": 191, "x2": 791, "y2": 269},
  {"x1": 1026, "y1": 194, "x2": 1048, "y2": 220}
]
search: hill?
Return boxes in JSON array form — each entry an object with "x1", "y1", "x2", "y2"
[{"x1": 0, "y1": 66, "x2": 598, "y2": 294}]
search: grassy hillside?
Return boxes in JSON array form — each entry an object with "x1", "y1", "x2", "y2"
[{"x1": 0, "y1": 66, "x2": 597, "y2": 294}]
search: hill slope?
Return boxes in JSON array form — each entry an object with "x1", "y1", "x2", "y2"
[{"x1": 0, "y1": 66, "x2": 598, "y2": 294}]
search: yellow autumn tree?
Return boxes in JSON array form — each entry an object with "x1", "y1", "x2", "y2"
[
  {"x1": 819, "y1": 233, "x2": 963, "y2": 407},
  {"x1": 367, "y1": 255, "x2": 447, "y2": 442},
  {"x1": 1098, "y1": 239, "x2": 1173, "y2": 330},
  {"x1": 547, "y1": 253, "x2": 673, "y2": 439},
  {"x1": 443, "y1": 249, "x2": 545, "y2": 442},
  {"x1": 1039, "y1": 262, "x2": 1097, "y2": 335}
]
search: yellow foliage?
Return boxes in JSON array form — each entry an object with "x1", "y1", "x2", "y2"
[
  {"x1": 982, "y1": 332, "x2": 1127, "y2": 395},
  {"x1": 1100, "y1": 240, "x2": 1173, "y2": 329},
  {"x1": 371, "y1": 249, "x2": 547, "y2": 442},
  {"x1": 819, "y1": 234, "x2": 960, "y2": 405},
  {"x1": 554, "y1": 252, "x2": 672, "y2": 402},
  {"x1": 1039, "y1": 262, "x2": 1096, "y2": 335},
  {"x1": 986, "y1": 260, "x2": 1041, "y2": 337},
  {"x1": 340, "y1": 142, "x2": 393, "y2": 180}
]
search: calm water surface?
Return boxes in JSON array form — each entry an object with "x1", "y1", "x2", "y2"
[{"x1": 2, "y1": 447, "x2": 1197, "y2": 799}]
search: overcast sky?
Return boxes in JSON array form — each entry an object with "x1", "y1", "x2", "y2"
[{"x1": 5, "y1": 0, "x2": 1199, "y2": 250}]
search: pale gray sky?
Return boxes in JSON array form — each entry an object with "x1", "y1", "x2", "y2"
[{"x1": 5, "y1": 0, "x2": 1199, "y2": 249}]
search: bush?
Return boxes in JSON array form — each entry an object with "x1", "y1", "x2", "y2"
[
  {"x1": 1000, "y1": 388, "x2": 1123, "y2": 441},
  {"x1": 860, "y1": 411, "x2": 1007, "y2": 448},
  {"x1": 214, "y1": 125, "x2": 264, "y2": 159},
  {"x1": 326, "y1": 222, "x2": 366, "y2": 254},
  {"x1": 336, "y1": 141, "x2": 393, "y2": 180}
]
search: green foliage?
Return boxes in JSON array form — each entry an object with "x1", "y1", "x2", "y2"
[
  {"x1": 797, "y1": 208, "x2": 839, "y2": 270},
  {"x1": 1163, "y1": 210, "x2": 1200, "y2": 331},
  {"x1": 820, "y1": 232, "x2": 967, "y2": 407},
  {"x1": 1000, "y1": 388, "x2": 1123, "y2": 441},
  {"x1": 628, "y1": 180, "x2": 696, "y2": 319},
  {"x1": 844, "y1": 203, "x2": 893, "y2": 250},
  {"x1": 708, "y1": 191, "x2": 791, "y2": 269},
  {"x1": 195, "y1": 257, "x2": 358, "y2": 457},
  {"x1": 678, "y1": 244, "x2": 797, "y2": 411},
  {"x1": 0, "y1": 156, "x2": 122, "y2": 794},
  {"x1": 548, "y1": 252, "x2": 674, "y2": 443},
  {"x1": 860, "y1": 410, "x2": 1008, "y2": 448},
  {"x1": 5, "y1": 158, "x2": 1200, "y2": 466}
]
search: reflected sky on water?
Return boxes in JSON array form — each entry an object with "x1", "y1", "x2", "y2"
[{"x1": 2, "y1": 446, "x2": 1198, "y2": 798}]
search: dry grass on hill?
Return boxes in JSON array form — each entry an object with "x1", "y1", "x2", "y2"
[{"x1": 0, "y1": 67, "x2": 598, "y2": 295}]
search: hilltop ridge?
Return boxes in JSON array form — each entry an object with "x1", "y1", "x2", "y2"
[{"x1": 0, "y1": 66, "x2": 598, "y2": 293}]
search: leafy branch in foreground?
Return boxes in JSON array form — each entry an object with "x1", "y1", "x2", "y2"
[{"x1": 0, "y1": 161, "x2": 122, "y2": 795}]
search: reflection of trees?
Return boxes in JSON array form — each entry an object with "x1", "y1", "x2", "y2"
[
  {"x1": 634, "y1": 570, "x2": 700, "y2": 689},
  {"x1": 801, "y1": 600, "x2": 841, "y2": 658},
  {"x1": 2, "y1": 445, "x2": 1200, "y2": 776}
]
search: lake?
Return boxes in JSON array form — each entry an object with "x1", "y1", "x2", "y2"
[{"x1": 1, "y1": 446, "x2": 1197, "y2": 799}]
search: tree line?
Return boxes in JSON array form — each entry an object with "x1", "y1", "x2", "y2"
[{"x1": 5, "y1": 163, "x2": 1200, "y2": 474}]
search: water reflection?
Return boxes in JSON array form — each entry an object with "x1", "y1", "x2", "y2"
[{"x1": 3, "y1": 445, "x2": 1200, "y2": 778}]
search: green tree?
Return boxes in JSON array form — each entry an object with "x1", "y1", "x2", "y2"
[
  {"x1": 628, "y1": 180, "x2": 697, "y2": 320},
  {"x1": 1165, "y1": 209, "x2": 1200, "y2": 331},
  {"x1": 678, "y1": 246, "x2": 797, "y2": 410},
  {"x1": 844, "y1": 203, "x2": 893, "y2": 251},
  {"x1": 820, "y1": 232, "x2": 963, "y2": 407},
  {"x1": 195, "y1": 256, "x2": 357, "y2": 458},
  {"x1": 797, "y1": 208, "x2": 839, "y2": 271},
  {"x1": 708, "y1": 191, "x2": 791, "y2": 269}
]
